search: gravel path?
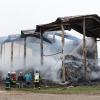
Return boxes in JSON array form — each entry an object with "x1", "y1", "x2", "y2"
[{"x1": 0, "y1": 90, "x2": 100, "y2": 100}]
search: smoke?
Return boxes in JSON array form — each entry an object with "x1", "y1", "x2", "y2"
[
  {"x1": 0, "y1": 33, "x2": 100, "y2": 82},
  {"x1": 90, "y1": 72, "x2": 100, "y2": 80},
  {"x1": 64, "y1": 37, "x2": 100, "y2": 81}
]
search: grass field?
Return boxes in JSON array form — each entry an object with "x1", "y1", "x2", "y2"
[{"x1": 17, "y1": 86, "x2": 100, "y2": 94}]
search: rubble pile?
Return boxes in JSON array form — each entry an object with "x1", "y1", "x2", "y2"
[{"x1": 64, "y1": 55, "x2": 100, "y2": 83}]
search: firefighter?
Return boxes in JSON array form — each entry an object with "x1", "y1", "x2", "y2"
[
  {"x1": 5, "y1": 72, "x2": 11, "y2": 90},
  {"x1": 17, "y1": 72, "x2": 25, "y2": 88},
  {"x1": 34, "y1": 71, "x2": 40, "y2": 89},
  {"x1": 11, "y1": 72, "x2": 17, "y2": 87},
  {"x1": 24, "y1": 72, "x2": 32, "y2": 87}
]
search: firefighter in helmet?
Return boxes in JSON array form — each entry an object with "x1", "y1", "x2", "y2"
[
  {"x1": 5, "y1": 72, "x2": 11, "y2": 90},
  {"x1": 34, "y1": 70, "x2": 40, "y2": 89},
  {"x1": 11, "y1": 72, "x2": 17, "y2": 87},
  {"x1": 17, "y1": 72, "x2": 25, "y2": 88}
]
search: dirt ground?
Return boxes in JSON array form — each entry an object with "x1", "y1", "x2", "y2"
[{"x1": 0, "y1": 90, "x2": 100, "y2": 100}]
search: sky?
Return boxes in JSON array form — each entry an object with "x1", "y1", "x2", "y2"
[
  {"x1": 0, "y1": 0, "x2": 100, "y2": 57},
  {"x1": 0, "y1": 0, "x2": 100, "y2": 36}
]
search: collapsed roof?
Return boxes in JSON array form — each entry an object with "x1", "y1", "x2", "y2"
[{"x1": 36, "y1": 14, "x2": 100, "y2": 38}]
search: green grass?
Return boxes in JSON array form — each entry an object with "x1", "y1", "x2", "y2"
[{"x1": 16, "y1": 86, "x2": 100, "y2": 94}]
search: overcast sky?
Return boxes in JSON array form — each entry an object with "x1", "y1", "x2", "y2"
[{"x1": 0, "y1": 0, "x2": 100, "y2": 36}]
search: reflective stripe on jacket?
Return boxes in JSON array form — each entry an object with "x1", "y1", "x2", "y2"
[{"x1": 34, "y1": 73, "x2": 39, "y2": 82}]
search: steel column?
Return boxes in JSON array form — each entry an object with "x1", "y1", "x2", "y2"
[
  {"x1": 3, "y1": 43, "x2": 5, "y2": 65},
  {"x1": 61, "y1": 23, "x2": 66, "y2": 82},
  {"x1": 83, "y1": 17, "x2": 87, "y2": 80},
  {"x1": 0, "y1": 44, "x2": 2, "y2": 58},
  {"x1": 40, "y1": 29, "x2": 43, "y2": 66},
  {"x1": 94, "y1": 38, "x2": 98, "y2": 64},
  {"x1": 53, "y1": 32, "x2": 55, "y2": 43},
  {"x1": 0, "y1": 44, "x2": 2, "y2": 66},
  {"x1": 11, "y1": 42, "x2": 14, "y2": 71},
  {"x1": 24, "y1": 38, "x2": 26, "y2": 70}
]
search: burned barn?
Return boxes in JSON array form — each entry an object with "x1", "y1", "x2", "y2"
[
  {"x1": 21, "y1": 14, "x2": 100, "y2": 83},
  {"x1": 0, "y1": 14, "x2": 100, "y2": 85}
]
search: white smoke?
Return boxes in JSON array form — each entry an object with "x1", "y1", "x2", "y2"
[{"x1": 0, "y1": 33, "x2": 100, "y2": 82}]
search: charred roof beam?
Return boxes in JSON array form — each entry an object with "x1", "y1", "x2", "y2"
[{"x1": 21, "y1": 30, "x2": 52, "y2": 43}]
